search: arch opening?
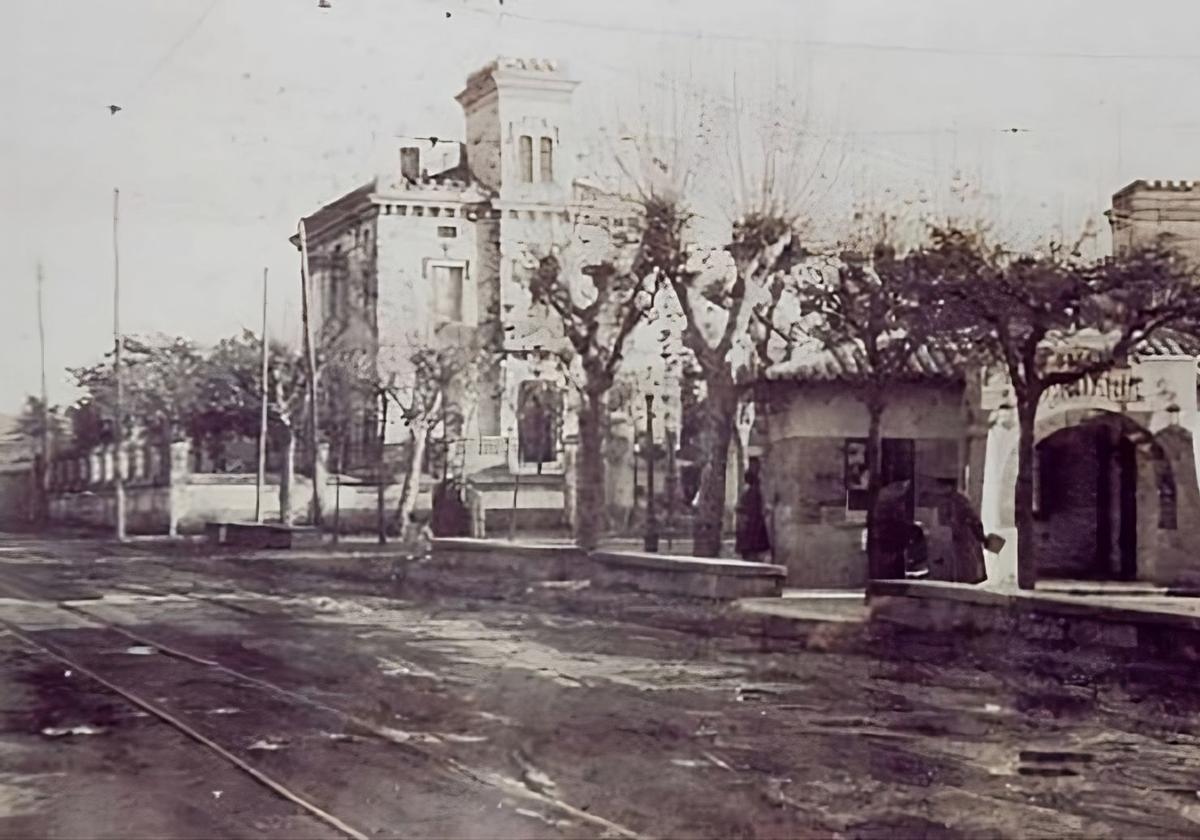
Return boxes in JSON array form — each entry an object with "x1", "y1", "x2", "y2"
[{"x1": 1022, "y1": 410, "x2": 1174, "y2": 581}]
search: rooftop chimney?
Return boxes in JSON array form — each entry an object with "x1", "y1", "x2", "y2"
[{"x1": 400, "y1": 147, "x2": 420, "y2": 182}]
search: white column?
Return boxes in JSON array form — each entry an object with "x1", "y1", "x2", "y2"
[{"x1": 979, "y1": 421, "x2": 1019, "y2": 587}]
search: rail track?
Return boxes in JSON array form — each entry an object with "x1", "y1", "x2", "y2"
[{"x1": 0, "y1": 575, "x2": 641, "y2": 840}]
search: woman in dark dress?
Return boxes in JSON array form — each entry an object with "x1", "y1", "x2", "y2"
[{"x1": 735, "y1": 471, "x2": 771, "y2": 562}]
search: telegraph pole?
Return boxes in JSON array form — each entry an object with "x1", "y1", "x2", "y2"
[
  {"x1": 255, "y1": 268, "x2": 269, "y2": 522},
  {"x1": 297, "y1": 220, "x2": 323, "y2": 528},
  {"x1": 35, "y1": 262, "x2": 50, "y2": 523},
  {"x1": 112, "y1": 188, "x2": 126, "y2": 542}
]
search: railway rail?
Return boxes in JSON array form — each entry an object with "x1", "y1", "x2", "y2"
[{"x1": 0, "y1": 575, "x2": 640, "y2": 840}]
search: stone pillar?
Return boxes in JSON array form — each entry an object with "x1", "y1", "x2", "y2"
[
  {"x1": 115, "y1": 445, "x2": 128, "y2": 485},
  {"x1": 167, "y1": 440, "x2": 191, "y2": 537},
  {"x1": 606, "y1": 414, "x2": 634, "y2": 529},
  {"x1": 130, "y1": 446, "x2": 144, "y2": 484},
  {"x1": 90, "y1": 449, "x2": 104, "y2": 487},
  {"x1": 979, "y1": 419, "x2": 1019, "y2": 588},
  {"x1": 561, "y1": 435, "x2": 578, "y2": 531},
  {"x1": 314, "y1": 441, "x2": 331, "y2": 522}
]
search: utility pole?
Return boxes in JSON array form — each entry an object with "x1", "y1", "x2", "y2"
[
  {"x1": 255, "y1": 268, "x2": 269, "y2": 523},
  {"x1": 35, "y1": 262, "x2": 50, "y2": 524},
  {"x1": 509, "y1": 431, "x2": 521, "y2": 542},
  {"x1": 112, "y1": 188, "x2": 126, "y2": 542},
  {"x1": 297, "y1": 220, "x2": 323, "y2": 528},
  {"x1": 665, "y1": 426, "x2": 676, "y2": 552},
  {"x1": 643, "y1": 393, "x2": 658, "y2": 553},
  {"x1": 376, "y1": 386, "x2": 389, "y2": 544}
]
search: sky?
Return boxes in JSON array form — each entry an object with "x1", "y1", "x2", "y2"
[{"x1": 2, "y1": 0, "x2": 1198, "y2": 414}]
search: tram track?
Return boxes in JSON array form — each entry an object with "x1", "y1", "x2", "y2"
[{"x1": 0, "y1": 575, "x2": 642, "y2": 840}]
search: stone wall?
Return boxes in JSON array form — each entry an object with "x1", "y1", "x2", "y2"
[
  {"x1": 1153, "y1": 426, "x2": 1200, "y2": 585},
  {"x1": 0, "y1": 468, "x2": 36, "y2": 526},
  {"x1": 45, "y1": 439, "x2": 567, "y2": 536}
]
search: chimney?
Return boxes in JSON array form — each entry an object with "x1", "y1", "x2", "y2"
[{"x1": 400, "y1": 147, "x2": 420, "y2": 182}]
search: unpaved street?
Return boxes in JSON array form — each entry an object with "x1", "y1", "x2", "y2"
[{"x1": 1, "y1": 534, "x2": 1199, "y2": 839}]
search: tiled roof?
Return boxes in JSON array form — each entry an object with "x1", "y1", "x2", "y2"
[
  {"x1": 765, "y1": 341, "x2": 967, "y2": 384},
  {"x1": 767, "y1": 330, "x2": 1200, "y2": 385},
  {"x1": 1135, "y1": 329, "x2": 1200, "y2": 357}
]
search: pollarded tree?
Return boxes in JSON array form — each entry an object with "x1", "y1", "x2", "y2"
[
  {"x1": 524, "y1": 198, "x2": 682, "y2": 551},
  {"x1": 669, "y1": 214, "x2": 805, "y2": 556},
  {"x1": 918, "y1": 228, "x2": 1200, "y2": 588}
]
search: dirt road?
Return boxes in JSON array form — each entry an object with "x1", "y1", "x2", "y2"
[{"x1": 1, "y1": 533, "x2": 1198, "y2": 839}]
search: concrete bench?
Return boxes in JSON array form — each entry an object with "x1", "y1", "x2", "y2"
[
  {"x1": 205, "y1": 521, "x2": 324, "y2": 550},
  {"x1": 590, "y1": 550, "x2": 786, "y2": 600},
  {"x1": 432, "y1": 538, "x2": 589, "y2": 580}
]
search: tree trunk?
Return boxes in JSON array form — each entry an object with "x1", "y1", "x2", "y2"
[
  {"x1": 1014, "y1": 400, "x2": 1039, "y2": 590},
  {"x1": 575, "y1": 389, "x2": 606, "y2": 551},
  {"x1": 279, "y1": 424, "x2": 295, "y2": 525},
  {"x1": 692, "y1": 377, "x2": 738, "y2": 557},
  {"x1": 395, "y1": 422, "x2": 429, "y2": 531},
  {"x1": 865, "y1": 398, "x2": 888, "y2": 579}
]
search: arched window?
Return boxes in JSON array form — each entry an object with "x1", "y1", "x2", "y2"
[
  {"x1": 518, "y1": 136, "x2": 533, "y2": 183},
  {"x1": 539, "y1": 137, "x2": 554, "y2": 182}
]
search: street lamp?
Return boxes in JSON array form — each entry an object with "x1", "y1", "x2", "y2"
[{"x1": 644, "y1": 393, "x2": 659, "y2": 553}]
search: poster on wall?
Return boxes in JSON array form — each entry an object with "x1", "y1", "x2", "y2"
[{"x1": 844, "y1": 440, "x2": 869, "y2": 512}]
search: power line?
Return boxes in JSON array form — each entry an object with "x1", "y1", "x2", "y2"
[{"x1": 452, "y1": 1, "x2": 1200, "y2": 62}]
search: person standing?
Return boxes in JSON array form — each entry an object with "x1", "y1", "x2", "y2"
[
  {"x1": 940, "y1": 479, "x2": 988, "y2": 584},
  {"x1": 735, "y1": 470, "x2": 771, "y2": 562},
  {"x1": 873, "y1": 480, "x2": 912, "y2": 579}
]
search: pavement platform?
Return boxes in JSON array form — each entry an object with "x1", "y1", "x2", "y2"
[{"x1": 867, "y1": 578, "x2": 1200, "y2": 664}]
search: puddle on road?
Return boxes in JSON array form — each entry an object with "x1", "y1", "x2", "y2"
[
  {"x1": 378, "y1": 726, "x2": 442, "y2": 745},
  {"x1": 41, "y1": 724, "x2": 106, "y2": 738},
  {"x1": 247, "y1": 738, "x2": 286, "y2": 751},
  {"x1": 376, "y1": 656, "x2": 441, "y2": 680},
  {"x1": 438, "y1": 732, "x2": 488, "y2": 744},
  {"x1": 120, "y1": 646, "x2": 157, "y2": 656}
]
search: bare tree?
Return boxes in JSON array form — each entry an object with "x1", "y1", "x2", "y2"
[{"x1": 362, "y1": 334, "x2": 488, "y2": 535}]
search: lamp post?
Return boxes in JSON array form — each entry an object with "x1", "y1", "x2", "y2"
[{"x1": 644, "y1": 394, "x2": 658, "y2": 553}]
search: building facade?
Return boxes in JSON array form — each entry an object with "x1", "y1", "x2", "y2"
[
  {"x1": 293, "y1": 58, "x2": 644, "y2": 531},
  {"x1": 763, "y1": 179, "x2": 1200, "y2": 588}
]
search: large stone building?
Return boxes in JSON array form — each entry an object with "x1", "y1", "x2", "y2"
[
  {"x1": 763, "y1": 179, "x2": 1200, "y2": 588},
  {"x1": 293, "y1": 58, "x2": 644, "y2": 531},
  {"x1": 1109, "y1": 179, "x2": 1200, "y2": 260}
]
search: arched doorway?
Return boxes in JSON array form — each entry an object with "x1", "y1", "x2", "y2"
[{"x1": 1031, "y1": 412, "x2": 1174, "y2": 581}]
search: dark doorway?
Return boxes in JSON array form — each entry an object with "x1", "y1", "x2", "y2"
[
  {"x1": 881, "y1": 439, "x2": 916, "y2": 521},
  {"x1": 1035, "y1": 414, "x2": 1139, "y2": 580}
]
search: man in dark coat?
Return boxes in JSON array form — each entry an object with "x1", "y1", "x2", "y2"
[
  {"x1": 939, "y1": 479, "x2": 988, "y2": 584},
  {"x1": 872, "y1": 480, "x2": 912, "y2": 579},
  {"x1": 735, "y1": 470, "x2": 771, "y2": 561}
]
